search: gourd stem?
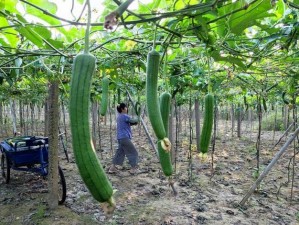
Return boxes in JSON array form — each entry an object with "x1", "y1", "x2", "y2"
[
  {"x1": 206, "y1": 48, "x2": 212, "y2": 93},
  {"x1": 84, "y1": 0, "x2": 91, "y2": 54},
  {"x1": 163, "y1": 50, "x2": 169, "y2": 92},
  {"x1": 153, "y1": 23, "x2": 157, "y2": 50}
]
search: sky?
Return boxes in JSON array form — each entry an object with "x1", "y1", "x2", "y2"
[
  {"x1": 15, "y1": 0, "x2": 152, "y2": 24},
  {"x1": 53, "y1": 0, "x2": 151, "y2": 22}
]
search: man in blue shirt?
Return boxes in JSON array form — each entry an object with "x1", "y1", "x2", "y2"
[{"x1": 108, "y1": 103, "x2": 139, "y2": 175}]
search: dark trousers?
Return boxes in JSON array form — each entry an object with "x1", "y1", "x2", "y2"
[{"x1": 112, "y1": 138, "x2": 138, "y2": 167}]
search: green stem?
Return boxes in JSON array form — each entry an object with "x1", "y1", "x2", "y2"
[
  {"x1": 115, "y1": 0, "x2": 135, "y2": 15},
  {"x1": 153, "y1": 24, "x2": 157, "y2": 50},
  {"x1": 84, "y1": 0, "x2": 91, "y2": 54},
  {"x1": 163, "y1": 49, "x2": 169, "y2": 92},
  {"x1": 206, "y1": 49, "x2": 212, "y2": 93}
]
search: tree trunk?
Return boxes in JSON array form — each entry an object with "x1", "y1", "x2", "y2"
[{"x1": 48, "y1": 80, "x2": 59, "y2": 209}]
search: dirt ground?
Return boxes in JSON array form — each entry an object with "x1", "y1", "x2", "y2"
[{"x1": 0, "y1": 120, "x2": 299, "y2": 225}]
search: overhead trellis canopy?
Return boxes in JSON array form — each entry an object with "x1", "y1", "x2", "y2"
[{"x1": 0, "y1": 0, "x2": 298, "y2": 102}]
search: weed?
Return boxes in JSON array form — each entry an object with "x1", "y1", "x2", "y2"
[{"x1": 31, "y1": 203, "x2": 46, "y2": 222}]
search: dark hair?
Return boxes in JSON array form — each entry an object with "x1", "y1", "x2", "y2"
[{"x1": 117, "y1": 103, "x2": 127, "y2": 113}]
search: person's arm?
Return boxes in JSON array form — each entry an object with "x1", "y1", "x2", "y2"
[{"x1": 129, "y1": 117, "x2": 139, "y2": 125}]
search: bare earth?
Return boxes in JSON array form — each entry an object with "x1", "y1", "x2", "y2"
[{"x1": 0, "y1": 121, "x2": 298, "y2": 225}]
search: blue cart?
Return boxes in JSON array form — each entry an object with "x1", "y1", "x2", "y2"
[{"x1": 0, "y1": 136, "x2": 66, "y2": 205}]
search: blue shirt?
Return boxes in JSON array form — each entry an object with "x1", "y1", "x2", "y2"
[{"x1": 117, "y1": 114, "x2": 132, "y2": 140}]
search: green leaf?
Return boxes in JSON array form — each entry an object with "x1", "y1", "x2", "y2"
[
  {"x1": 32, "y1": 26, "x2": 51, "y2": 40},
  {"x1": 228, "y1": 0, "x2": 273, "y2": 35},
  {"x1": 0, "y1": 17, "x2": 19, "y2": 48},
  {"x1": 3, "y1": 0, "x2": 17, "y2": 11},
  {"x1": 0, "y1": 0, "x2": 4, "y2": 10},
  {"x1": 275, "y1": 0, "x2": 285, "y2": 19},
  {"x1": 21, "y1": 0, "x2": 59, "y2": 26},
  {"x1": 46, "y1": 39, "x2": 64, "y2": 49},
  {"x1": 149, "y1": 0, "x2": 162, "y2": 10},
  {"x1": 16, "y1": 22, "x2": 44, "y2": 48},
  {"x1": 0, "y1": 15, "x2": 8, "y2": 26},
  {"x1": 0, "y1": 37, "x2": 9, "y2": 47},
  {"x1": 210, "y1": 50, "x2": 246, "y2": 69},
  {"x1": 174, "y1": 0, "x2": 185, "y2": 10}
]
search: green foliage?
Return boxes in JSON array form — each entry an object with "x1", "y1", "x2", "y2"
[
  {"x1": 261, "y1": 112, "x2": 284, "y2": 131},
  {"x1": 0, "y1": 0, "x2": 299, "y2": 113}
]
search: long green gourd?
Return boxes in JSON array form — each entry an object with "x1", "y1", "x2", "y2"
[
  {"x1": 146, "y1": 49, "x2": 176, "y2": 194},
  {"x1": 146, "y1": 50, "x2": 166, "y2": 139},
  {"x1": 100, "y1": 77, "x2": 109, "y2": 116},
  {"x1": 70, "y1": 54, "x2": 115, "y2": 213},
  {"x1": 199, "y1": 94, "x2": 214, "y2": 154},
  {"x1": 158, "y1": 92, "x2": 173, "y2": 176},
  {"x1": 146, "y1": 49, "x2": 171, "y2": 151},
  {"x1": 69, "y1": 0, "x2": 115, "y2": 214}
]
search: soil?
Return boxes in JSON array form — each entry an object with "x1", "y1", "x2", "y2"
[{"x1": 0, "y1": 120, "x2": 299, "y2": 225}]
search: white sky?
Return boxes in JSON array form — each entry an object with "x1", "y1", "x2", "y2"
[
  {"x1": 17, "y1": 0, "x2": 152, "y2": 24},
  {"x1": 53, "y1": 0, "x2": 149, "y2": 22}
]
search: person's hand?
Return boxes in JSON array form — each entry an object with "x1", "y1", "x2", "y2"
[{"x1": 129, "y1": 117, "x2": 139, "y2": 126}]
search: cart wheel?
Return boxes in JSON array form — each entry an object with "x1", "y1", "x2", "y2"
[
  {"x1": 58, "y1": 165, "x2": 66, "y2": 205},
  {"x1": 1, "y1": 154, "x2": 10, "y2": 184}
]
